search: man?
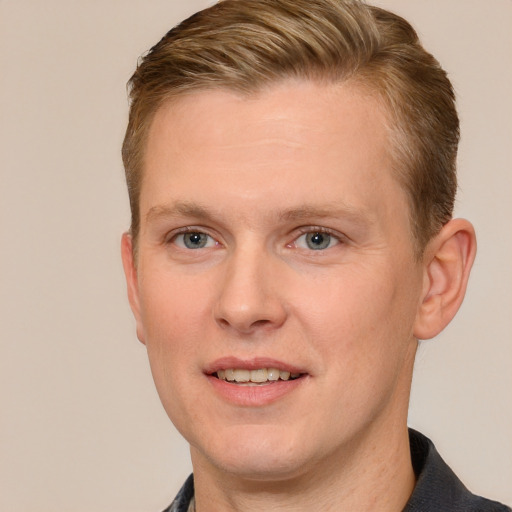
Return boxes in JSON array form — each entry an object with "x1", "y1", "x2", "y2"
[{"x1": 120, "y1": 0, "x2": 511, "y2": 510}]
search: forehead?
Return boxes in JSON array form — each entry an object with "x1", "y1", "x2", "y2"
[
  {"x1": 141, "y1": 80, "x2": 408, "y2": 235},
  {"x1": 145, "y1": 80, "x2": 391, "y2": 178},
  {"x1": 148, "y1": 80, "x2": 388, "y2": 145}
]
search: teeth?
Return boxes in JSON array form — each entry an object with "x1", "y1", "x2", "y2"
[
  {"x1": 216, "y1": 368, "x2": 301, "y2": 383},
  {"x1": 250, "y1": 369, "x2": 268, "y2": 383},
  {"x1": 267, "y1": 368, "x2": 280, "y2": 381},
  {"x1": 234, "y1": 369, "x2": 250, "y2": 382}
]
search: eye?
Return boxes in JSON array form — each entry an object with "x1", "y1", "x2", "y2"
[
  {"x1": 173, "y1": 231, "x2": 216, "y2": 249},
  {"x1": 294, "y1": 231, "x2": 339, "y2": 251}
]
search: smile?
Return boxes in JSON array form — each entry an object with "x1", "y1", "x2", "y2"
[{"x1": 216, "y1": 368, "x2": 302, "y2": 384}]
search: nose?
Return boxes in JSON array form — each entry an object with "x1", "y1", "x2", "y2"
[{"x1": 214, "y1": 245, "x2": 287, "y2": 335}]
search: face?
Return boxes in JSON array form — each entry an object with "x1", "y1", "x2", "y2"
[{"x1": 122, "y1": 80, "x2": 425, "y2": 482}]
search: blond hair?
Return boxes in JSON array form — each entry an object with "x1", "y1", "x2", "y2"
[{"x1": 123, "y1": 0, "x2": 459, "y2": 254}]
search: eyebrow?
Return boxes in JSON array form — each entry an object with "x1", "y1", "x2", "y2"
[
  {"x1": 278, "y1": 204, "x2": 373, "y2": 226},
  {"x1": 146, "y1": 201, "x2": 215, "y2": 223},
  {"x1": 145, "y1": 200, "x2": 374, "y2": 228}
]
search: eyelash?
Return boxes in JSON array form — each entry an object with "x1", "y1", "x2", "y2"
[
  {"x1": 291, "y1": 227, "x2": 344, "y2": 250},
  {"x1": 166, "y1": 227, "x2": 219, "y2": 249},
  {"x1": 166, "y1": 226, "x2": 345, "y2": 250}
]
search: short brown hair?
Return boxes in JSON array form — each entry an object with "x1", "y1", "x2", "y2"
[{"x1": 122, "y1": 0, "x2": 459, "y2": 255}]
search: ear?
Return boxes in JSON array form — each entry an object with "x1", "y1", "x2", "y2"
[
  {"x1": 413, "y1": 218, "x2": 477, "y2": 340},
  {"x1": 121, "y1": 233, "x2": 146, "y2": 345}
]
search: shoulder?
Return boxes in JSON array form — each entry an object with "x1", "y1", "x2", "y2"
[{"x1": 404, "y1": 429, "x2": 511, "y2": 512}]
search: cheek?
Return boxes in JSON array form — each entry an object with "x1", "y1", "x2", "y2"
[
  {"x1": 137, "y1": 271, "x2": 212, "y2": 400},
  {"x1": 137, "y1": 275, "x2": 208, "y2": 429},
  {"x1": 139, "y1": 269, "x2": 208, "y2": 338},
  {"x1": 296, "y1": 268, "x2": 389, "y2": 334},
  {"x1": 298, "y1": 267, "x2": 419, "y2": 429},
  {"x1": 297, "y1": 263, "x2": 419, "y2": 366}
]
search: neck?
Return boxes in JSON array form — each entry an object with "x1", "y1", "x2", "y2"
[{"x1": 191, "y1": 421, "x2": 415, "y2": 512}]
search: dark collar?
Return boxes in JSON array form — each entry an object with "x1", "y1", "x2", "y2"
[{"x1": 404, "y1": 429, "x2": 510, "y2": 511}]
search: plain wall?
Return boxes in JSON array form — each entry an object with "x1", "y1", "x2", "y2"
[{"x1": 1, "y1": 1, "x2": 510, "y2": 510}]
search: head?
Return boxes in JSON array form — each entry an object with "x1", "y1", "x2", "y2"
[
  {"x1": 121, "y1": 0, "x2": 476, "y2": 490},
  {"x1": 122, "y1": 0, "x2": 459, "y2": 257}
]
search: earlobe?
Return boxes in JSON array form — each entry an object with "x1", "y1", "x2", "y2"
[
  {"x1": 413, "y1": 219, "x2": 477, "y2": 340},
  {"x1": 121, "y1": 233, "x2": 146, "y2": 345}
]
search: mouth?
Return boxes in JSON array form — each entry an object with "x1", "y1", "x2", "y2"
[
  {"x1": 214, "y1": 368, "x2": 303, "y2": 386},
  {"x1": 206, "y1": 358, "x2": 307, "y2": 405}
]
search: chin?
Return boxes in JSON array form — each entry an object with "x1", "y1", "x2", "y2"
[
  {"x1": 190, "y1": 424, "x2": 314, "y2": 481},
  {"x1": 205, "y1": 452, "x2": 309, "y2": 483}
]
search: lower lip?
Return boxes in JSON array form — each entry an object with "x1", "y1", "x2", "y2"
[{"x1": 206, "y1": 375, "x2": 306, "y2": 407}]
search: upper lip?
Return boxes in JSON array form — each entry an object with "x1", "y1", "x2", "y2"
[{"x1": 204, "y1": 357, "x2": 306, "y2": 375}]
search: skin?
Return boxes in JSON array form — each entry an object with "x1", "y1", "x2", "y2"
[{"x1": 122, "y1": 80, "x2": 476, "y2": 511}]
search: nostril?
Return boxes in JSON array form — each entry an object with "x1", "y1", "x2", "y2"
[
  {"x1": 215, "y1": 315, "x2": 275, "y2": 334},
  {"x1": 251, "y1": 319, "x2": 271, "y2": 328},
  {"x1": 217, "y1": 318, "x2": 230, "y2": 329}
]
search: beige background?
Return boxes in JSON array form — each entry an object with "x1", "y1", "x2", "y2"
[{"x1": 1, "y1": 1, "x2": 510, "y2": 510}]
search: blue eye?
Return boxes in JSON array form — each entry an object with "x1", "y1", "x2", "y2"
[
  {"x1": 174, "y1": 232, "x2": 215, "y2": 249},
  {"x1": 295, "y1": 231, "x2": 338, "y2": 250}
]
